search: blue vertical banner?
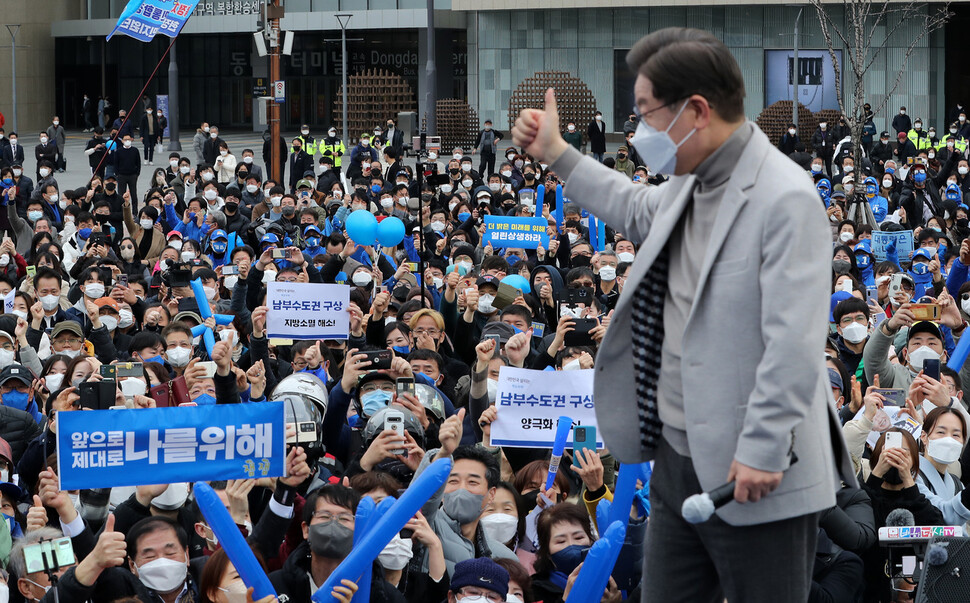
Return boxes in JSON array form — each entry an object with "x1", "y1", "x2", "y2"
[
  {"x1": 107, "y1": 0, "x2": 202, "y2": 42},
  {"x1": 57, "y1": 403, "x2": 286, "y2": 490},
  {"x1": 155, "y1": 95, "x2": 170, "y2": 138}
]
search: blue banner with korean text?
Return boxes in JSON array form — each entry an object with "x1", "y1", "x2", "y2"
[
  {"x1": 107, "y1": 0, "x2": 201, "y2": 42},
  {"x1": 483, "y1": 216, "x2": 550, "y2": 250},
  {"x1": 489, "y1": 366, "x2": 603, "y2": 448},
  {"x1": 57, "y1": 402, "x2": 286, "y2": 490},
  {"x1": 266, "y1": 282, "x2": 350, "y2": 340}
]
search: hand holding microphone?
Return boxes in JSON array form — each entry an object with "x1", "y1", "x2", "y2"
[{"x1": 681, "y1": 460, "x2": 785, "y2": 524}]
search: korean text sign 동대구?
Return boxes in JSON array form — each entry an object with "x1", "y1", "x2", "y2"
[
  {"x1": 490, "y1": 366, "x2": 603, "y2": 448},
  {"x1": 57, "y1": 402, "x2": 286, "y2": 490},
  {"x1": 266, "y1": 282, "x2": 350, "y2": 340},
  {"x1": 483, "y1": 216, "x2": 550, "y2": 250}
]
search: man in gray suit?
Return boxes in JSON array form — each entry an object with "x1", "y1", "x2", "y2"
[{"x1": 513, "y1": 28, "x2": 855, "y2": 601}]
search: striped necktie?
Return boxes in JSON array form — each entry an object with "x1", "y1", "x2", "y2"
[{"x1": 630, "y1": 247, "x2": 669, "y2": 453}]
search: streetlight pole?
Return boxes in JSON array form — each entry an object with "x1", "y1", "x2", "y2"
[
  {"x1": 267, "y1": 0, "x2": 283, "y2": 183},
  {"x1": 425, "y1": 0, "x2": 436, "y2": 135},
  {"x1": 792, "y1": 7, "x2": 802, "y2": 127},
  {"x1": 167, "y1": 40, "x2": 182, "y2": 151},
  {"x1": 336, "y1": 14, "x2": 352, "y2": 143},
  {"x1": 6, "y1": 25, "x2": 20, "y2": 132}
]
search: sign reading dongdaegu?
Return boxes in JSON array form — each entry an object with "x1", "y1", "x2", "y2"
[
  {"x1": 266, "y1": 283, "x2": 350, "y2": 340},
  {"x1": 57, "y1": 403, "x2": 286, "y2": 490}
]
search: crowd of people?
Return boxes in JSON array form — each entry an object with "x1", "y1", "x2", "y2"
[
  {"x1": 0, "y1": 108, "x2": 648, "y2": 603},
  {"x1": 0, "y1": 92, "x2": 965, "y2": 603}
]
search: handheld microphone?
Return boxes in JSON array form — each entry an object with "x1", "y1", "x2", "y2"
[{"x1": 681, "y1": 480, "x2": 736, "y2": 524}]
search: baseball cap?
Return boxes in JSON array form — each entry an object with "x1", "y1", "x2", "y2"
[
  {"x1": 297, "y1": 179, "x2": 313, "y2": 189},
  {"x1": 0, "y1": 364, "x2": 33, "y2": 388},
  {"x1": 476, "y1": 275, "x2": 499, "y2": 288},
  {"x1": 211, "y1": 229, "x2": 228, "y2": 241},
  {"x1": 95, "y1": 297, "x2": 120, "y2": 312},
  {"x1": 908, "y1": 321, "x2": 943, "y2": 343},
  {"x1": 828, "y1": 368, "x2": 844, "y2": 393},
  {"x1": 480, "y1": 321, "x2": 515, "y2": 344},
  {"x1": 260, "y1": 233, "x2": 280, "y2": 245},
  {"x1": 303, "y1": 225, "x2": 322, "y2": 237},
  {"x1": 898, "y1": 132, "x2": 908, "y2": 140},
  {"x1": 51, "y1": 321, "x2": 83, "y2": 340},
  {"x1": 167, "y1": 230, "x2": 183, "y2": 240}
]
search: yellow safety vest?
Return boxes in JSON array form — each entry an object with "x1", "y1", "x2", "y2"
[
  {"x1": 907, "y1": 129, "x2": 932, "y2": 151},
  {"x1": 292, "y1": 134, "x2": 317, "y2": 156},
  {"x1": 320, "y1": 139, "x2": 346, "y2": 167},
  {"x1": 938, "y1": 136, "x2": 969, "y2": 155}
]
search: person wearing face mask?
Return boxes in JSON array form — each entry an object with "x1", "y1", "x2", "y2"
[
  {"x1": 914, "y1": 407, "x2": 970, "y2": 526},
  {"x1": 34, "y1": 132, "x2": 57, "y2": 181},
  {"x1": 512, "y1": 29, "x2": 858, "y2": 602},
  {"x1": 899, "y1": 163, "x2": 948, "y2": 231},
  {"x1": 113, "y1": 134, "x2": 141, "y2": 210},
  {"x1": 907, "y1": 118, "x2": 933, "y2": 152},
  {"x1": 124, "y1": 197, "x2": 165, "y2": 264},
  {"x1": 530, "y1": 503, "x2": 612, "y2": 603},
  {"x1": 586, "y1": 111, "x2": 606, "y2": 163},
  {"x1": 268, "y1": 485, "x2": 406, "y2": 602},
  {"x1": 613, "y1": 145, "x2": 634, "y2": 178},
  {"x1": 907, "y1": 246, "x2": 943, "y2": 299},
  {"x1": 832, "y1": 298, "x2": 870, "y2": 385},
  {"x1": 811, "y1": 120, "x2": 836, "y2": 177},
  {"x1": 475, "y1": 120, "x2": 504, "y2": 176},
  {"x1": 350, "y1": 134, "x2": 380, "y2": 176},
  {"x1": 1, "y1": 133, "x2": 26, "y2": 170},
  {"x1": 861, "y1": 176, "x2": 888, "y2": 224},
  {"x1": 860, "y1": 429, "x2": 943, "y2": 599},
  {"x1": 319, "y1": 127, "x2": 346, "y2": 174},
  {"x1": 778, "y1": 123, "x2": 800, "y2": 155},
  {"x1": 139, "y1": 106, "x2": 161, "y2": 166},
  {"x1": 287, "y1": 137, "x2": 313, "y2": 193},
  {"x1": 863, "y1": 308, "x2": 968, "y2": 402},
  {"x1": 447, "y1": 559, "x2": 510, "y2": 603}
]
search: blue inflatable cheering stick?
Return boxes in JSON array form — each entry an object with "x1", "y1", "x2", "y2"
[
  {"x1": 564, "y1": 520, "x2": 627, "y2": 603},
  {"x1": 546, "y1": 416, "x2": 573, "y2": 491},
  {"x1": 194, "y1": 482, "x2": 277, "y2": 599},
  {"x1": 189, "y1": 278, "x2": 234, "y2": 357},
  {"x1": 311, "y1": 457, "x2": 454, "y2": 602}
]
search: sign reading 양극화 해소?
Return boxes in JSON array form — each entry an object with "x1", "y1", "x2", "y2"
[
  {"x1": 266, "y1": 282, "x2": 350, "y2": 340},
  {"x1": 57, "y1": 402, "x2": 286, "y2": 490},
  {"x1": 483, "y1": 216, "x2": 550, "y2": 250}
]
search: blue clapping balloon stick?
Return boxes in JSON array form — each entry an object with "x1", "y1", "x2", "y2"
[
  {"x1": 556, "y1": 184, "x2": 565, "y2": 230},
  {"x1": 312, "y1": 458, "x2": 453, "y2": 602},
  {"x1": 607, "y1": 463, "x2": 639, "y2": 529},
  {"x1": 353, "y1": 497, "x2": 376, "y2": 602},
  {"x1": 597, "y1": 217, "x2": 607, "y2": 253},
  {"x1": 194, "y1": 482, "x2": 277, "y2": 599},
  {"x1": 948, "y1": 330, "x2": 970, "y2": 372},
  {"x1": 189, "y1": 278, "x2": 234, "y2": 357},
  {"x1": 564, "y1": 520, "x2": 627, "y2": 603},
  {"x1": 545, "y1": 416, "x2": 573, "y2": 491},
  {"x1": 536, "y1": 184, "x2": 545, "y2": 217},
  {"x1": 588, "y1": 215, "x2": 598, "y2": 251}
]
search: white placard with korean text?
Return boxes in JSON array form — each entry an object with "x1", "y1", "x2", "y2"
[
  {"x1": 266, "y1": 283, "x2": 350, "y2": 340},
  {"x1": 490, "y1": 366, "x2": 603, "y2": 448}
]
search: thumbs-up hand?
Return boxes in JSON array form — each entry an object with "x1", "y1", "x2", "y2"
[
  {"x1": 74, "y1": 513, "x2": 128, "y2": 587},
  {"x1": 26, "y1": 495, "x2": 48, "y2": 533},
  {"x1": 513, "y1": 88, "x2": 569, "y2": 164}
]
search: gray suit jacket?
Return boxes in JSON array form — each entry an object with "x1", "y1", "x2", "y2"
[{"x1": 551, "y1": 124, "x2": 856, "y2": 526}]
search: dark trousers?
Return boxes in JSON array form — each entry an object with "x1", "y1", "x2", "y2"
[
  {"x1": 144, "y1": 135, "x2": 157, "y2": 162},
  {"x1": 643, "y1": 438, "x2": 818, "y2": 603},
  {"x1": 116, "y1": 173, "x2": 138, "y2": 212},
  {"x1": 479, "y1": 151, "x2": 496, "y2": 177}
]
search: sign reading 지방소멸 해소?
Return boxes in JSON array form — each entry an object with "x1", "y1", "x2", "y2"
[{"x1": 266, "y1": 282, "x2": 350, "y2": 340}]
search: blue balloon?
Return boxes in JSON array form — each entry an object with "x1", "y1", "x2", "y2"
[
  {"x1": 501, "y1": 274, "x2": 531, "y2": 295},
  {"x1": 345, "y1": 210, "x2": 378, "y2": 246},
  {"x1": 105, "y1": 139, "x2": 117, "y2": 151},
  {"x1": 376, "y1": 216, "x2": 406, "y2": 247}
]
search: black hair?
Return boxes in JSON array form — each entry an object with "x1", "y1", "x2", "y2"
[
  {"x1": 833, "y1": 297, "x2": 871, "y2": 324},
  {"x1": 452, "y1": 445, "x2": 501, "y2": 488},
  {"x1": 126, "y1": 516, "x2": 189, "y2": 560},
  {"x1": 301, "y1": 485, "x2": 361, "y2": 524}
]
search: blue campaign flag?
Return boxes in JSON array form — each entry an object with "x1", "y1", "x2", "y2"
[
  {"x1": 483, "y1": 216, "x2": 550, "y2": 250},
  {"x1": 107, "y1": 0, "x2": 201, "y2": 42},
  {"x1": 57, "y1": 402, "x2": 286, "y2": 490}
]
